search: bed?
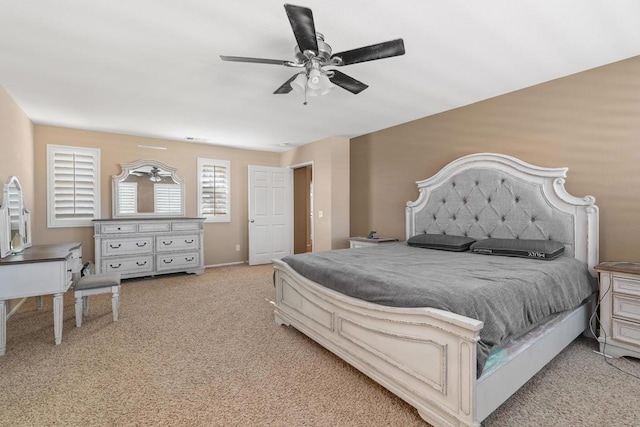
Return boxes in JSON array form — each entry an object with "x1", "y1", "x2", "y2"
[{"x1": 272, "y1": 153, "x2": 599, "y2": 427}]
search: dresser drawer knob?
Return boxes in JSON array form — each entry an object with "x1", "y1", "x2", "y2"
[
  {"x1": 110, "y1": 263, "x2": 122, "y2": 269},
  {"x1": 136, "y1": 261, "x2": 147, "y2": 266},
  {"x1": 185, "y1": 257, "x2": 194, "y2": 262},
  {"x1": 185, "y1": 239, "x2": 194, "y2": 244},
  {"x1": 109, "y1": 243, "x2": 122, "y2": 249},
  {"x1": 162, "y1": 241, "x2": 173, "y2": 246},
  {"x1": 163, "y1": 259, "x2": 173, "y2": 264},
  {"x1": 136, "y1": 242, "x2": 147, "y2": 247}
]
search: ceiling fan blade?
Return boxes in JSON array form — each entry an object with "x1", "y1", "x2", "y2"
[
  {"x1": 329, "y1": 70, "x2": 368, "y2": 94},
  {"x1": 274, "y1": 74, "x2": 299, "y2": 94},
  {"x1": 220, "y1": 55, "x2": 291, "y2": 66},
  {"x1": 331, "y1": 39, "x2": 405, "y2": 66},
  {"x1": 284, "y1": 4, "x2": 319, "y2": 54}
]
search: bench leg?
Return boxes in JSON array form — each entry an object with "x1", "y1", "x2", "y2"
[
  {"x1": 112, "y1": 286, "x2": 120, "y2": 322},
  {"x1": 82, "y1": 296, "x2": 89, "y2": 317},
  {"x1": 75, "y1": 295, "x2": 83, "y2": 327}
]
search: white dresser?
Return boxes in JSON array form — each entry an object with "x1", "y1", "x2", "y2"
[
  {"x1": 596, "y1": 262, "x2": 640, "y2": 359},
  {"x1": 94, "y1": 218, "x2": 205, "y2": 279}
]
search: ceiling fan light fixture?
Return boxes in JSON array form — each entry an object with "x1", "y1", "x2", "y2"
[
  {"x1": 290, "y1": 73, "x2": 308, "y2": 93},
  {"x1": 291, "y1": 69, "x2": 334, "y2": 97}
]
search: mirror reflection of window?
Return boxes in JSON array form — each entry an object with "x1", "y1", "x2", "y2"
[
  {"x1": 118, "y1": 182, "x2": 138, "y2": 214},
  {"x1": 154, "y1": 184, "x2": 182, "y2": 214},
  {"x1": 8, "y1": 185, "x2": 20, "y2": 230}
]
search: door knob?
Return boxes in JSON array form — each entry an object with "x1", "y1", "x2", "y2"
[{"x1": 250, "y1": 219, "x2": 255, "y2": 223}]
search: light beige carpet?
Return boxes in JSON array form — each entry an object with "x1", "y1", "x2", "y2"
[{"x1": 1, "y1": 264, "x2": 639, "y2": 426}]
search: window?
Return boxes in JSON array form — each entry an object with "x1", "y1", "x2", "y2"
[
  {"x1": 154, "y1": 183, "x2": 182, "y2": 214},
  {"x1": 197, "y1": 158, "x2": 230, "y2": 222},
  {"x1": 47, "y1": 144, "x2": 101, "y2": 228}
]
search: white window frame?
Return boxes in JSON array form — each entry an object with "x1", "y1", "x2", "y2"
[
  {"x1": 47, "y1": 144, "x2": 101, "y2": 228},
  {"x1": 197, "y1": 158, "x2": 231, "y2": 223}
]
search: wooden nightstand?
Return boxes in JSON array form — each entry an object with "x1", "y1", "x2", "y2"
[
  {"x1": 595, "y1": 262, "x2": 640, "y2": 359},
  {"x1": 348, "y1": 237, "x2": 398, "y2": 249}
]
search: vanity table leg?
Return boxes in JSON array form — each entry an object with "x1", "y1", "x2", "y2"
[
  {"x1": 0, "y1": 300, "x2": 6, "y2": 356},
  {"x1": 53, "y1": 293, "x2": 63, "y2": 345},
  {"x1": 36, "y1": 296, "x2": 43, "y2": 310}
]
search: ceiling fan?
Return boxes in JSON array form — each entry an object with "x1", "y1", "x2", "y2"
[
  {"x1": 220, "y1": 3, "x2": 405, "y2": 101},
  {"x1": 131, "y1": 166, "x2": 169, "y2": 183}
]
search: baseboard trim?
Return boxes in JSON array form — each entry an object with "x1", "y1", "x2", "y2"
[{"x1": 204, "y1": 261, "x2": 247, "y2": 269}]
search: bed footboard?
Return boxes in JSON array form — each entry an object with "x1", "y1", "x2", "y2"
[{"x1": 273, "y1": 259, "x2": 484, "y2": 427}]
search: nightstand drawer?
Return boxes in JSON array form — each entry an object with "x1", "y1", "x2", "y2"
[
  {"x1": 613, "y1": 275, "x2": 640, "y2": 297},
  {"x1": 613, "y1": 294, "x2": 640, "y2": 322},
  {"x1": 612, "y1": 318, "x2": 640, "y2": 347}
]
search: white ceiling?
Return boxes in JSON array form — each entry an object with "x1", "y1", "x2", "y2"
[{"x1": 1, "y1": 1, "x2": 640, "y2": 152}]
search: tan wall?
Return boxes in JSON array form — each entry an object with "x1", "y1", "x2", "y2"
[
  {"x1": 33, "y1": 125, "x2": 280, "y2": 264},
  {"x1": 281, "y1": 136, "x2": 350, "y2": 251},
  {"x1": 0, "y1": 86, "x2": 35, "y2": 312},
  {"x1": 351, "y1": 55, "x2": 640, "y2": 263},
  {"x1": 0, "y1": 86, "x2": 34, "y2": 210}
]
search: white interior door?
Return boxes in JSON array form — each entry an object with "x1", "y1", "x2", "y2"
[{"x1": 248, "y1": 165, "x2": 292, "y2": 265}]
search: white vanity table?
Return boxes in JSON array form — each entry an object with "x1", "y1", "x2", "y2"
[
  {"x1": 0, "y1": 243, "x2": 82, "y2": 355},
  {"x1": 0, "y1": 176, "x2": 82, "y2": 355}
]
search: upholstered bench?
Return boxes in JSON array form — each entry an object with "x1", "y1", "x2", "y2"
[{"x1": 74, "y1": 273, "x2": 121, "y2": 327}]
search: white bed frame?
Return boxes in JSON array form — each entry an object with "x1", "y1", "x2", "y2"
[{"x1": 272, "y1": 153, "x2": 599, "y2": 426}]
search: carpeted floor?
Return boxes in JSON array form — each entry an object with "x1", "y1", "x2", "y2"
[{"x1": 1, "y1": 264, "x2": 639, "y2": 426}]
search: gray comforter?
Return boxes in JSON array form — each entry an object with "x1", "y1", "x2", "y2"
[{"x1": 281, "y1": 243, "x2": 597, "y2": 376}]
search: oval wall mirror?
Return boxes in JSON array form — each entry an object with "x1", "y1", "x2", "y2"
[{"x1": 112, "y1": 160, "x2": 184, "y2": 218}]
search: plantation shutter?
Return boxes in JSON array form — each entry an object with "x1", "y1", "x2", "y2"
[
  {"x1": 47, "y1": 145, "x2": 101, "y2": 227},
  {"x1": 154, "y1": 184, "x2": 182, "y2": 213},
  {"x1": 117, "y1": 182, "x2": 138, "y2": 214},
  {"x1": 8, "y1": 185, "x2": 21, "y2": 229},
  {"x1": 198, "y1": 158, "x2": 230, "y2": 222}
]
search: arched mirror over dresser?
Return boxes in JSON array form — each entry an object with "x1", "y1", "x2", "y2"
[{"x1": 0, "y1": 176, "x2": 32, "y2": 258}]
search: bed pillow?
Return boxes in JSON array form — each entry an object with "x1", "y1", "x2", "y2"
[
  {"x1": 407, "y1": 233, "x2": 476, "y2": 252},
  {"x1": 470, "y1": 238, "x2": 565, "y2": 260}
]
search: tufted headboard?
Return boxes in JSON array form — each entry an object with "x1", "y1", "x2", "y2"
[{"x1": 405, "y1": 153, "x2": 599, "y2": 273}]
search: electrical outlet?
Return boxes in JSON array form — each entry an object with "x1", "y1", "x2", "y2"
[{"x1": 235, "y1": 244, "x2": 241, "y2": 252}]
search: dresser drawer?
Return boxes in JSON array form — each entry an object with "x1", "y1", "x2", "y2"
[
  {"x1": 612, "y1": 317, "x2": 640, "y2": 347},
  {"x1": 101, "y1": 223, "x2": 137, "y2": 234},
  {"x1": 613, "y1": 275, "x2": 640, "y2": 297},
  {"x1": 156, "y1": 234, "x2": 199, "y2": 252},
  {"x1": 102, "y1": 256, "x2": 153, "y2": 275},
  {"x1": 156, "y1": 252, "x2": 200, "y2": 271},
  {"x1": 102, "y1": 237, "x2": 153, "y2": 256},
  {"x1": 613, "y1": 294, "x2": 640, "y2": 322},
  {"x1": 138, "y1": 222, "x2": 171, "y2": 233},
  {"x1": 172, "y1": 221, "x2": 200, "y2": 231}
]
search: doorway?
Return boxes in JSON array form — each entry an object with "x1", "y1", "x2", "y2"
[{"x1": 293, "y1": 164, "x2": 313, "y2": 254}]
